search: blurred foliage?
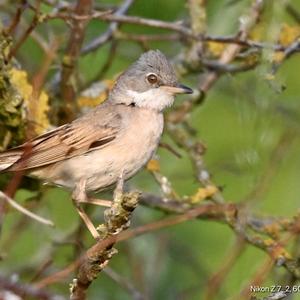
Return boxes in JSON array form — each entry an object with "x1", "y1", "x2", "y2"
[
  {"x1": 10, "y1": 68, "x2": 50, "y2": 134},
  {"x1": 0, "y1": 33, "x2": 25, "y2": 149},
  {"x1": 1, "y1": 0, "x2": 300, "y2": 300}
]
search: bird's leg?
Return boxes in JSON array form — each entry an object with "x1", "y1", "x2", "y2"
[
  {"x1": 72, "y1": 174, "x2": 125, "y2": 238},
  {"x1": 77, "y1": 198, "x2": 112, "y2": 207},
  {"x1": 72, "y1": 179, "x2": 100, "y2": 239},
  {"x1": 113, "y1": 171, "x2": 125, "y2": 201},
  {"x1": 73, "y1": 181, "x2": 112, "y2": 207}
]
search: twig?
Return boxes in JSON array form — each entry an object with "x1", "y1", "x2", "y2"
[
  {"x1": 82, "y1": 0, "x2": 135, "y2": 54},
  {"x1": 60, "y1": 0, "x2": 93, "y2": 123},
  {"x1": 204, "y1": 237, "x2": 246, "y2": 300},
  {"x1": 202, "y1": 58, "x2": 259, "y2": 73},
  {"x1": 0, "y1": 191, "x2": 54, "y2": 226},
  {"x1": 238, "y1": 258, "x2": 274, "y2": 300},
  {"x1": 159, "y1": 142, "x2": 182, "y2": 158},
  {"x1": 35, "y1": 262, "x2": 78, "y2": 288},
  {"x1": 140, "y1": 194, "x2": 300, "y2": 279},
  {"x1": 272, "y1": 38, "x2": 300, "y2": 73},
  {"x1": 81, "y1": 40, "x2": 118, "y2": 90},
  {"x1": 285, "y1": 3, "x2": 300, "y2": 24},
  {"x1": 44, "y1": 11, "x2": 192, "y2": 36},
  {"x1": 0, "y1": 144, "x2": 33, "y2": 228},
  {"x1": 114, "y1": 31, "x2": 180, "y2": 42},
  {"x1": 104, "y1": 267, "x2": 146, "y2": 300},
  {"x1": 199, "y1": 0, "x2": 265, "y2": 92},
  {"x1": 186, "y1": 0, "x2": 206, "y2": 67},
  {"x1": 262, "y1": 291, "x2": 291, "y2": 300},
  {"x1": 0, "y1": 274, "x2": 65, "y2": 300},
  {"x1": 166, "y1": 122, "x2": 224, "y2": 203},
  {"x1": 8, "y1": 0, "x2": 42, "y2": 60},
  {"x1": 27, "y1": 38, "x2": 58, "y2": 137},
  {"x1": 5, "y1": 0, "x2": 28, "y2": 35}
]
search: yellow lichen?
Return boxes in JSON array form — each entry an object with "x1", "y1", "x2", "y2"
[
  {"x1": 270, "y1": 245, "x2": 292, "y2": 260},
  {"x1": 272, "y1": 52, "x2": 285, "y2": 64},
  {"x1": 9, "y1": 68, "x2": 50, "y2": 134},
  {"x1": 206, "y1": 41, "x2": 226, "y2": 57},
  {"x1": 190, "y1": 185, "x2": 218, "y2": 203},
  {"x1": 77, "y1": 80, "x2": 114, "y2": 108},
  {"x1": 249, "y1": 22, "x2": 266, "y2": 41},
  {"x1": 263, "y1": 223, "x2": 281, "y2": 239},
  {"x1": 147, "y1": 159, "x2": 160, "y2": 172},
  {"x1": 264, "y1": 238, "x2": 292, "y2": 260},
  {"x1": 264, "y1": 238, "x2": 275, "y2": 247},
  {"x1": 278, "y1": 24, "x2": 300, "y2": 46}
]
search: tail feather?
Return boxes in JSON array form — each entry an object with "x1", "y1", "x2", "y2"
[{"x1": 0, "y1": 150, "x2": 22, "y2": 172}]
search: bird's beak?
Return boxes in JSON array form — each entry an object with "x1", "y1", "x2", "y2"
[{"x1": 160, "y1": 83, "x2": 193, "y2": 95}]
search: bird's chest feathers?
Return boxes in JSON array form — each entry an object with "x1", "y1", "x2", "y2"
[
  {"x1": 119, "y1": 109, "x2": 163, "y2": 166},
  {"x1": 40, "y1": 109, "x2": 164, "y2": 190}
]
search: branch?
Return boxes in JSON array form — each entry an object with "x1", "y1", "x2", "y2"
[
  {"x1": 60, "y1": 0, "x2": 93, "y2": 123},
  {"x1": 199, "y1": 0, "x2": 265, "y2": 92},
  {"x1": 82, "y1": 0, "x2": 135, "y2": 54},
  {"x1": 285, "y1": 4, "x2": 300, "y2": 24},
  {"x1": 272, "y1": 38, "x2": 300, "y2": 73},
  {"x1": 103, "y1": 267, "x2": 146, "y2": 300},
  {"x1": 42, "y1": 7, "x2": 291, "y2": 52},
  {"x1": 8, "y1": 0, "x2": 42, "y2": 60},
  {"x1": 70, "y1": 191, "x2": 140, "y2": 300},
  {"x1": 5, "y1": 0, "x2": 27, "y2": 35},
  {"x1": 140, "y1": 194, "x2": 300, "y2": 279},
  {"x1": 0, "y1": 274, "x2": 65, "y2": 300},
  {"x1": 0, "y1": 191, "x2": 54, "y2": 226}
]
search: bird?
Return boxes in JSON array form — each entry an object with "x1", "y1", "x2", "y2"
[{"x1": 0, "y1": 50, "x2": 193, "y2": 238}]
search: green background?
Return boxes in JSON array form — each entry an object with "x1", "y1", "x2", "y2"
[{"x1": 1, "y1": 0, "x2": 300, "y2": 299}]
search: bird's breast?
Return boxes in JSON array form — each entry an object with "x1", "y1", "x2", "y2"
[
  {"x1": 39, "y1": 109, "x2": 164, "y2": 192},
  {"x1": 86, "y1": 109, "x2": 164, "y2": 190},
  {"x1": 118, "y1": 109, "x2": 164, "y2": 171}
]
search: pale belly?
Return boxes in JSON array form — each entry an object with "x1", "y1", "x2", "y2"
[{"x1": 31, "y1": 110, "x2": 164, "y2": 192}]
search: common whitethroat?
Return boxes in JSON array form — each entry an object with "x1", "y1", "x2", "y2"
[{"x1": 0, "y1": 50, "x2": 193, "y2": 238}]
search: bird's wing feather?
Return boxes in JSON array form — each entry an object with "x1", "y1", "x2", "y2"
[{"x1": 0, "y1": 105, "x2": 121, "y2": 171}]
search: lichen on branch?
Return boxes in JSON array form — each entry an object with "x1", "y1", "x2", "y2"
[{"x1": 0, "y1": 33, "x2": 25, "y2": 149}]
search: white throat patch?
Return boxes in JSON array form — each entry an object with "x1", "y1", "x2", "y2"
[{"x1": 127, "y1": 88, "x2": 174, "y2": 111}]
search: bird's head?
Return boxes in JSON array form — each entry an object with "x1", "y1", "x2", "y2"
[{"x1": 109, "y1": 50, "x2": 193, "y2": 111}]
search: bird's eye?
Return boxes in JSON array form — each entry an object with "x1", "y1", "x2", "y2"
[{"x1": 147, "y1": 73, "x2": 158, "y2": 84}]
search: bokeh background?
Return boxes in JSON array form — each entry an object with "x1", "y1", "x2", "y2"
[{"x1": 1, "y1": 0, "x2": 300, "y2": 299}]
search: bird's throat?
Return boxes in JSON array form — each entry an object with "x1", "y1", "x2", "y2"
[{"x1": 126, "y1": 88, "x2": 174, "y2": 111}]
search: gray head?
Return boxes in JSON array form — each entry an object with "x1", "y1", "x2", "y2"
[{"x1": 109, "y1": 50, "x2": 193, "y2": 111}]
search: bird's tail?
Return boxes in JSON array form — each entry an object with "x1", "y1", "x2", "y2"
[{"x1": 0, "y1": 149, "x2": 22, "y2": 172}]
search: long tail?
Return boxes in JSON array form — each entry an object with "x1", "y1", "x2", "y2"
[{"x1": 0, "y1": 149, "x2": 22, "y2": 172}]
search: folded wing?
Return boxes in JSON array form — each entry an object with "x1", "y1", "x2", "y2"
[{"x1": 0, "y1": 105, "x2": 121, "y2": 172}]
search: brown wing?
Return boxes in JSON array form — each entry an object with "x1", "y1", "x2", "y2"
[{"x1": 0, "y1": 105, "x2": 121, "y2": 171}]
